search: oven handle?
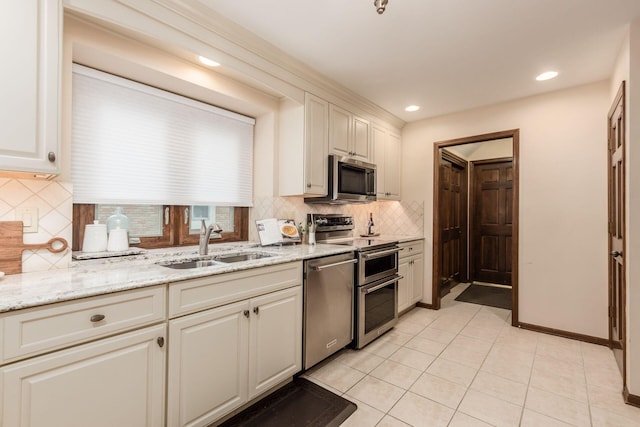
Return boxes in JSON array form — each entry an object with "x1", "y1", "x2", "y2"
[
  {"x1": 362, "y1": 275, "x2": 403, "y2": 294},
  {"x1": 361, "y1": 247, "x2": 402, "y2": 260},
  {"x1": 311, "y1": 258, "x2": 357, "y2": 271}
]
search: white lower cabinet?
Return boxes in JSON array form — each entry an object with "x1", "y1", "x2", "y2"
[
  {"x1": 398, "y1": 240, "x2": 425, "y2": 313},
  {"x1": 0, "y1": 324, "x2": 166, "y2": 427},
  {"x1": 167, "y1": 285, "x2": 302, "y2": 427}
]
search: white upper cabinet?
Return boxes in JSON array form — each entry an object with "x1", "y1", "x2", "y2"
[
  {"x1": 279, "y1": 93, "x2": 329, "y2": 196},
  {"x1": 0, "y1": 0, "x2": 61, "y2": 176},
  {"x1": 373, "y1": 126, "x2": 402, "y2": 200},
  {"x1": 329, "y1": 104, "x2": 371, "y2": 162}
]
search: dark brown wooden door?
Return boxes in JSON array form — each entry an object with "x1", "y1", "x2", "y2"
[
  {"x1": 470, "y1": 159, "x2": 513, "y2": 285},
  {"x1": 608, "y1": 82, "x2": 625, "y2": 376},
  {"x1": 439, "y1": 151, "x2": 467, "y2": 289}
]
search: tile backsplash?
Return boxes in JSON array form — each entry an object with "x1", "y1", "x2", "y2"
[
  {"x1": 250, "y1": 196, "x2": 424, "y2": 241},
  {"x1": 0, "y1": 179, "x2": 423, "y2": 273},
  {"x1": 0, "y1": 178, "x2": 73, "y2": 273}
]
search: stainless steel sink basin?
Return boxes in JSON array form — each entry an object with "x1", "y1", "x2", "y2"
[
  {"x1": 159, "y1": 259, "x2": 220, "y2": 269},
  {"x1": 215, "y1": 253, "x2": 273, "y2": 263},
  {"x1": 158, "y1": 252, "x2": 273, "y2": 269}
]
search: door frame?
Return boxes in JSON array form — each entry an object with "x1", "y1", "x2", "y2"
[{"x1": 432, "y1": 129, "x2": 520, "y2": 326}]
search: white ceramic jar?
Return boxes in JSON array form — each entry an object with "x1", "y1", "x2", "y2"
[{"x1": 82, "y1": 220, "x2": 107, "y2": 253}]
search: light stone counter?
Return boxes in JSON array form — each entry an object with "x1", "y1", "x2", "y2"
[
  {"x1": 0, "y1": 242, "x2": 353, "y2": 313},
  {"x1": 378, "y1": 235, "x2": 424, "y2": 243}
]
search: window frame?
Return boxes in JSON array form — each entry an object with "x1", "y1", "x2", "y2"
[{"x1": 72, "y1": 204, "x2": 249, "y2": 251}]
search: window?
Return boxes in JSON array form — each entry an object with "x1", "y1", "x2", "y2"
[
  {"x1": 72, "y1": 204, "x2": 248, "y2": 250},
  {"x1": 70, "y1": 65, "x2": 253, "y2": 250}
]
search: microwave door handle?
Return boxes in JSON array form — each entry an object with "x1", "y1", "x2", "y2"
[
  {"x1": 363, "y1": 275, "x2": 403, "y2": 294},
  {"x1": 361, "y1": 247, "x2": 402, "y2": 260},
  {"x1": 311, "y1": 258, "x2": 357, "y2": 271}
]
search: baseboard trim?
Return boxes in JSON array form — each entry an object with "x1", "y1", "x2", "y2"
[
  {"x1": 518, "y1": 322, "x2": 609, "y2": 346},
  {"x1": 416, "y1": 302, "x2": 435, "y2": 310},
  {"x1": 624, "y1": 387, "x2": 640, "y2": 407}
]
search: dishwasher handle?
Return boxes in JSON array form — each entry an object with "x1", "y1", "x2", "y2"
[{"x1": 311, "y1": 258, "x2": 357, "y2": 271}]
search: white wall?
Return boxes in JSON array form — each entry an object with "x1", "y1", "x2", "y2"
[{"x1": 403, "y1": 81, "x2": 610, "y2": 338}]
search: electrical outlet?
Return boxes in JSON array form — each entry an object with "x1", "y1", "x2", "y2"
[{"x1": 16, "y1": 207, "x2": 39, "y2": 233}]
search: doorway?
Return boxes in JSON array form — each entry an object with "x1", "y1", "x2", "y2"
[{"x1": 432, "y1": 130, "x2": 520, "y2": 326}]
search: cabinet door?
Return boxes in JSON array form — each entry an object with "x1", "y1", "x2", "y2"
[
  {"x1": 0, "y1": 0, "x2": 60, "y2": 175},
  {"x1": 397, "y1": 258, "x2": 411, "y2": 313},
  {"x1": 0, "y1": 325, "x2": 165, "y2": 427},
  {"x1": 411, "y1": 255, "x2": 425, "y2": 304},
  {"x1": 248, "y1": 286, "x2": 302, "y2": 399},
  {"x1": 385, "y1": 133, "x2": 402, "y2": 199},
  {"x1": 304, "y1": 93, "x2": 329, "y2": 195},
  {"x1": 329, "y1": 104, "x2": 352, "y2": 157},
  {"x1": 373, "y1": 127, "x2": 387, "y2": 197},
  {"x1": 167, "y1": 301, "x2": 249, "y2": 427},
  {"x1": 352, "y1": 116, "x2": 371, "y2": 162}
]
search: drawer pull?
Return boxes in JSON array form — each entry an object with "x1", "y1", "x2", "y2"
[
  {"x1": 90, "y1": 314, "x2": 105, "y2": 323},
  {"x1": 157, "y1": 337, "x2": 165, "y2": 348},
  {"x1": 253, "y1": 307, "x2": 259, "y2": 315},
  {"x1": 243, "y1": 310, "x2": 250, "y2": 318}
]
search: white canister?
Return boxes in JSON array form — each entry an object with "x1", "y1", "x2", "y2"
[
  {"x1": 107, "y1": 228, "x2": 129, "y2": 252},
  {"x1": 82, "y1": 220, "x2": 108, "y2": 253}
]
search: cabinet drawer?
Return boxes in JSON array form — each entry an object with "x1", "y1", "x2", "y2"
[
  {"x1": 0, "y1": 286, "x2": 166, "y2": 364},
  {"x1": 169, "y1": 262, "x2": 302, "y2": 318},
  {"x1": 399, "y1": 240, "x2": 424, "y2": 259}
]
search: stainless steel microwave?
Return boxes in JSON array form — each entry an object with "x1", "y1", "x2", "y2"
[{"x1": 305, "y1": 155, "x2": 377, "y2": 204}]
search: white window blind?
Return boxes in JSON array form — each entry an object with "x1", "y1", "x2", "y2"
[{"x1": 71, "y1": 64, "x2": 255, "y2": 206}]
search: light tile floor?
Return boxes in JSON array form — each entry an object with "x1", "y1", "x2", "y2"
[{"x1": 302, "y1": 283, "x2": 640, "y2": 426}]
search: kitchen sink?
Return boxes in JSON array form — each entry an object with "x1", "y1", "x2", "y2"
[
  {"x1": 159, "y1": 258, "x2": 221, "y2": 269},
  {"x1": 158, "y1": 252, "x2": 273, "y2": 269},
  {"x1": 215, "y1": 253, "x2": 273, "y2": 263}
]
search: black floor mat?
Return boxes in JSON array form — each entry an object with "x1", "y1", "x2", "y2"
[
  {"x1": 454, "y1": 284, "x2": 512, "y2": 310},
  {"x1": 217, "y1": 378, "x2": 357, "y2": 427}
]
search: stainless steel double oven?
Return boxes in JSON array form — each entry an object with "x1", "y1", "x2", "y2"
[{"x1": 312, "y1": 214, "x2": 402, "y2": 349}]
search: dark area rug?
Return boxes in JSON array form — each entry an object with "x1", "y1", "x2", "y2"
[
  {"x1": 217, "y1": 377, "x2": 357, "y2": 427},
  {"x1": 455, "y1": 284, "x2": 512, "y2": 310}
]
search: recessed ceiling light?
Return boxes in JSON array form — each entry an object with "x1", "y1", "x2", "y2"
[
  {"x1": 536, "y1": 71, "x2": 558, "y2": 81},
  {"x1": 198, "y1": 55, "x2": 220, "y2": 67},
  {"x1": 405, "y1": 105, "x2": 420, "y2": 112}
]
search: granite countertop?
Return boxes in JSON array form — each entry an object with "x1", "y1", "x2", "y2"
[{"x1": 0, "y1": 242, "x2": 354, "y2": 313}]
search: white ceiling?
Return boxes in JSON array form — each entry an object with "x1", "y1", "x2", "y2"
[{"x1": 198, "y1": 0, "x2": 640, "y2": 123}]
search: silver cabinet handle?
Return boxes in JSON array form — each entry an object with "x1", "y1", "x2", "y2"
[
  {"x1": 361, "y1": 247, "x2": 401, "y2": 259},
  {"x1": 90, "y1": 314, "x2": 105, "y2": 322},
  {"x1": 311, "y1": 258, "x2": 357, "y2": 271},
  {"x1": 363, "y1": 275, "x2": 403, "y2": 294},
  {"x1": 48, "y1": 152, "x2": 56, "y2": 162}
]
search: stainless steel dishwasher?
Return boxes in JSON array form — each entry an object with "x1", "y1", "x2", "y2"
[{"x1": 303, "y1": 252, "x2": 356, "y2": 370}]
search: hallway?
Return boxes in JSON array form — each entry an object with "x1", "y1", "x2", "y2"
[{"x1": 303, "y1": 284, "x2": 640, "y2": 426}]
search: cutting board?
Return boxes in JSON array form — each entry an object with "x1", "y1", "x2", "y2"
[{"x1": 0, "y1": 221, "x2": 68, "y2": 275}]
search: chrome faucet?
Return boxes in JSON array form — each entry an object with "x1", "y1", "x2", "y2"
[{"x1": 199, "y1": 219, "x2": 223, "y2": 255}]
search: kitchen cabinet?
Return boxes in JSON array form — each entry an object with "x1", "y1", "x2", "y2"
[
  {"x1": 166, "y1": 263, "x2": 303, "y2": 427},
  {"x1": 373, "y1": 126, "x2": 402, "y2": 200},
  {"x1": 398, "y1": 240, "x2": 425, "y2": 313},
  {"x1": 279, "y1": 93, "x2": 329, "y2": 196},
  {"x1": 0, "y1": 0, "x2": 61, "y2": 176},
  {"x1": 329, "y1": 104, "x2": 371, "y2": 162},
  {"x1": 0, "y1": 287, "x2": 167, "y2": 427}
]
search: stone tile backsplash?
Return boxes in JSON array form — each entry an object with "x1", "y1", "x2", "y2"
[
  {"x1": 250, "y1": 196, "x2": 424, "y2": 241},
  {"x1": 0, "y1": 178, "x2": 73, "y2": 273}
]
